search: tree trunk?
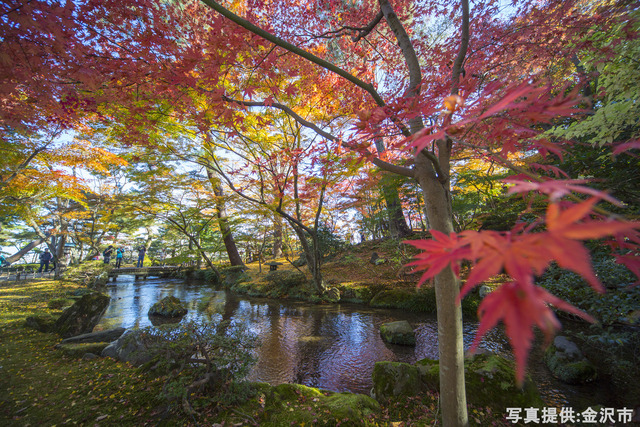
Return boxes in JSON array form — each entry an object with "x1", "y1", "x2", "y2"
[
  {"x1": 375, "y1": 137, "x2": 412, "y2": 238},
  {"x1": 207, "y1": 167, "x2": 244, "y2": 266},
  {"x1": 293, "y1": 224, "x2": 324, "y2": 292},
  {"x1": 381, "y1": 176, "x2": 412, "y2": 238},
  {"x1": 53, "y1": 233, "x2": 66, "y2": 279},
  {"x1": 6, "y1": 237, "x2": 46, "y2": 264},
  {"x1": 415, "y1": 153, "x2": 468, "y2": 427},
  {"x1": 272, "y1": 215, "x2": 283, "y2": 259}
]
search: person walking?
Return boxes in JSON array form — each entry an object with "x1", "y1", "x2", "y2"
[
  {"x1": 103, "y1": 245, "x2": 114, "y2": 264},
  {"x1": 38, "y1": 248, "x2": 53, "y2": 273},
  {"x1": 136, "y1": 246, "x2": 146, "y2": 268},
  {"x1": 115, "y1": 247, "x2": 124, "y2": 268}
]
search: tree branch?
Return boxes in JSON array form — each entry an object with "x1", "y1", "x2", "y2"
[
  {"x1": 378, "y1": 0, "x2": 424, "y2": 134},
  {"x1": 221, "y1": 96, "x2": 415, "y2": 178},
  {"x1": 353, "y1": 11, "x2": 384, "y2": 42},
  {"x1": 450, "y1": 0, "x2": 470, "y2": 96}
]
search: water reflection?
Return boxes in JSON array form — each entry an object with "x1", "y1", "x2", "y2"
[{"x1": 94, "y1": 277, "x2": 609, "y2": 407}]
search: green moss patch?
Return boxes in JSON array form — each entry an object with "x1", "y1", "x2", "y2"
[
  {"x1": 372, "y1": 354, "x2": 543, "y2": 412},
  {"x1": 241, "y1": 383, "x2": 381, "y2": 426}
]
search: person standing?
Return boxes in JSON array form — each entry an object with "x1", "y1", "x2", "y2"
[
  {"x1": 115, "y1": 247, "x2": 124, "y2": 268},
  {"x1": 103, "y1": 245, "x2": 114, "y2": 264},
  {"x1": 38, "y1": 248, "x2": 53, "y2": 273},
  {"x1": 136, "y1": 246, "x2": 146, "y2": 268}
]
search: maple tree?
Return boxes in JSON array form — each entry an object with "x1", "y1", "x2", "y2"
[
  {"x1": 192, "y1": 1, "x2": 640, "y2": 424},
  {"x1": 3, "y1": 0, "x2": 640, "y2": 424}
]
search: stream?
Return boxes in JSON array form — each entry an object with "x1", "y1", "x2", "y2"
[{"x1": 94, "y1": 276, "x2": 616, "y2": 410}]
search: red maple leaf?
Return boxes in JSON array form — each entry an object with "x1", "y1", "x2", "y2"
[
  {"x1": 459, "y1": 231, "x2": 550, "y2": 299},
  {"x1": 405, "y1": 230, "x2": 470, "y2": 286},
  {"x1": 545, "y1": 198, "x2": 639, "y2": 292}
]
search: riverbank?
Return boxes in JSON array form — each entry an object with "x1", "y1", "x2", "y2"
[{"x1": 195, "y1": 239, "x2": 484, "y2": 317}]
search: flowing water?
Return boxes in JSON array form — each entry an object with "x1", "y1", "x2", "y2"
[{"x1": 94, "y1": 276, "x2": 616, "y2": 409}]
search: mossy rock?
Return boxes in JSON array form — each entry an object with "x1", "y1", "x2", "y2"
[
  {"x1": 324, "y1": 392, "x2": 380, "y2": 420},
  {"x1": 48, "y1": 298, "x2": 75, "y2": 310},
  {"x1": 56, "y1": 342, "x2": 110, "y2": 358},
  {"x1": 220, "y1": 265, "x2": 249, "y2": 287},
  {"x1": 292, "y1": 257, "x2": 307, "y2": 267},
  {"x1": 372, "y1": 354, "x2": 543, "y2": 412},
  {"x1": 54, "y1": 292, "x2": 111, "y2": 338},
  {"x1": 148, "y1": 296, "x2": 188, "y2": 317},
  {"x1": 338, "y1": 283, "x2": 380, "y2": 304},
  {"x1": 24, "y1": 313, "x2": 58, "y2": 333},
  {"x1": 230, "y1": 281, "x2": 255, "y2": 295},
  {"x1": 544, "y1": 342, "x2": 598, "y2": 385},
  {"x1": 61, "y1": 261, "x2": 112, "y2": 288},
  {"x1": 371, "y1": 362, "x2": 423, "y2": 399},
  {"x1": 380, "y1": 320, "x2": 416, "y2": 346},
  {"x1": 324, "y1": 287, "x2": 341, "y2": 303}
]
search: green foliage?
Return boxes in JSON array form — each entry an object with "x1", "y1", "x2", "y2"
[
  {"x1": 551, "y1": 11, "x2": 640, "y2": 147},
  {"x1": 315, "y1": 223, "x2": 346, "y2": 259},
  {"x1": 537, "y1": 255, "x2": 640, "y2": 325},
  {"x1": 137, "y1": 319, "x2": 259, "y2": 414},
  {"x1": 553, "y1": 142, "x2": 640, "y2": 215},
  {"x1": 573, "y1": 324, "x2": 640, "y2": 402}
]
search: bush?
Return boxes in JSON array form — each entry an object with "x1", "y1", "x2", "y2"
[
  {"x1": 537, "y1": 255, "x2": 639, "y2": 325},
  {"x1": 137, "y1": 319, "x2": 259, "y2": 415},
  {"x1": 315, "y1": 224, "x2": 346, "y2": 259}
]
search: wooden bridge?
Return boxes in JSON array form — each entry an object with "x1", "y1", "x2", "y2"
[{"x1": 108, "y1": 265, "x2": 196, "y2": 281}]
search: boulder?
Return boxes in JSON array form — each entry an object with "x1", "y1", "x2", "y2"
[
  {"x1": 58, "y1": 327, "x2": 126, "y2": 345},
  {"x1": 379, "y1": 320, "x2": 416, "y2": 346},
  {"x1": 148, "y1": 296, "x2": 188, "y2": 317},
  {"x1": 371, "y1": 354, "x2": 544, "y2": 411},
  {"x1": 370, "y1": 289, "x2": 416, "y2": 309},
  {"x1": 101, "y1": 329, "x2": 154, "y2": 367},
  {"x1": 61, "y1": 261, "x2": 112, "y2": 288},
  {"x1": 369, "y1": 252, "x2": 380, "y2": 265},
  {"x1": 92, "y1": 271, "x2": 110, "y2": 288},
  {"x1": 260, "y1": 383, "x2": 380, "y2": 425},
  {"x1": 478, "y1": 284, "x2": 492, "y2": 298},
  {"x1": 292, "y1": 257, "x2": 307, "y2": 267},
  {"x1": 544, "y1": 336, "x2": 597, "y2": 385},
  {"x1": 54, "y1": 292, "x2": 110, "y2": 338}
]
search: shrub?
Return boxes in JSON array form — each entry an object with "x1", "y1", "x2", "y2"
[
  {"x1": 537, "y1": 255, "x2": 639, "y2": 325},
  {"x1": 138, "y1": 319, "x2": 259, "y2": 415}
]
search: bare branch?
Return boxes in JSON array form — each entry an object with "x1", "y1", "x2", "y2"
[
  {"x1": 450, "y1": 0, "x2": 470, "y2": 95},
  {"x1": 353, "y1": 11, "x2": 384, "y2": 42},
  {"x1": 378, "y1": 0, "x2": 424, "y2": 134},
  {"x1": 221, "y1": 96, "x2": 414, "y2": 178}
]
